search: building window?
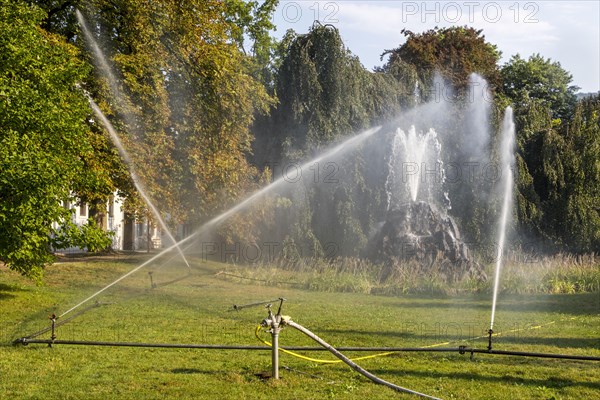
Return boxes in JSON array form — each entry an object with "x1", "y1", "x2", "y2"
[{"x1": 79, "y1": 202, "x2": 87, "y2": 217}]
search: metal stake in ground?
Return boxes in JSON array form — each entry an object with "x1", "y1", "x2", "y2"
[
  {"x1": 49, "y1": 314, "x2": 57, "y2": 347},
  {"x1": 260, "y1": 298, "x2": 286, "y2": 379}
]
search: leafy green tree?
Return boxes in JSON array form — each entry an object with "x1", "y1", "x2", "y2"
[
  {"x1": 383, "y1": 26, "x2": 501, "y2": 92},
  {"x1": 54, "y1": 0, "x2": 276, "y2": 230},
  {"x1": 501, "y1": 54, "x2": 579, "y2": 121},
  {"x1": 0, "y1": 1, "x2": 111, "y2": 280},
  {"x1": 224, "y1": 0, "x2": 280, "y2": 87}
]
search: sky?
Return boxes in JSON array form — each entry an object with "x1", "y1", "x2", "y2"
[{"x1": 271, "y1": 0, "x2": 600, "y2": 92}]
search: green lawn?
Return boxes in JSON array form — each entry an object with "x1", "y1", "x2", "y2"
[{"x1": 1, "y1": 254, "x2": 599, "y2": 399}]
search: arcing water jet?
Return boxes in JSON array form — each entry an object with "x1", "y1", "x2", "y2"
[
  {"x1": 59, "y1": 126, "x2": 380, "y2": 317},
  {"x1": 490, "y1": 107, "x2": 516, "y2": 331},
  {"x1": 77, "y1": 10, "x2": 190, "y2": 269}
]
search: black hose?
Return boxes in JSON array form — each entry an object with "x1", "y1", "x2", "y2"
[
  {"x1": 13, "y1": 339, "x2": 600, "y2": 362},
  {"x1": 16, "y1": 339, "x2": 274, "y2": 350},
  {"x1": 285, "y1": 320, "x2": 441, "y2": 399}
]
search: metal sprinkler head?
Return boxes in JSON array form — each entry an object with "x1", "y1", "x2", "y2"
[
  {"x1": 148, "y1": 271, "x2": 156, "y2": 289},
  {"x1": 49, "y1": 313, "x2": 58, "y2": 346},
  {"x1": 487, "y1": 329, "x2": 494, "y2": 351}
]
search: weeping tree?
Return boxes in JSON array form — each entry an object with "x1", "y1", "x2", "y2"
[
  {"x1": 251, "y1": 24, "x2": 408, "y2": 258},
  {"x1": 515, "y1": 96, "x2": 600, "y2": 252},
  {"x1": 501, "y1": 55, "x2": 598, "y2": 252},
  {"x1": 266, "y1": 24, "x2": 406, "y2": 156},
  {"x1": 561, "y1": 96, "x2": 600, "y2": 251}
]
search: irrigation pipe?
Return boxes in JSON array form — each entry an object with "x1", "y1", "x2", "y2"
[
  {"x1": 14, "y1": 339, "x2": 273, "y2": 349},
  {"x1": 405, "y1": 316, "x2": 577, "y2": 351},
  {"x1": 23, "y1": 302, "x2": 110, "y2": 340},
  {"x1": 13, "y1": 337, "x2": 600, "y2": 362},
  {"x1": 284, "y1": 319, "x2": 441, "y2": 399}
]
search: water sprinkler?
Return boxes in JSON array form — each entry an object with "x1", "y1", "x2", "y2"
[
  {"x1": 487, "y1": 329, "x2": 493, "y2": 351},
  {"x1": 231, "y1": 298, "x2": 283, "y2": 312},
  {"x1": 260, "y1": 298, "x2": 287, "y2": 379},
  {"x1": 148, "y1": 271, "x2": 156, "y2": 289},
  {"x1": 49, "y1": 314, "x2": 57, "y2": 347}
]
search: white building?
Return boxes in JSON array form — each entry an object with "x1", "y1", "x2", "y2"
[{"x1": 55, "y1": 194, "x2": 162, "y2": 253}]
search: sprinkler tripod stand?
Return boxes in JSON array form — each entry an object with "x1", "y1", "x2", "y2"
[{"x1": 487, "y1": 328, "x2": 493, "y2": 351}]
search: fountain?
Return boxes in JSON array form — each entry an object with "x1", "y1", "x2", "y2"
[
  {"x1": 386, "y1": 126, "x2": 444, "y2": 208},
  {"x1": 490, "y1": 107, "x2": 516, "y2": 332},
  {"x1": 375, "y1": 119, "x2": 485, "y2": 282}
]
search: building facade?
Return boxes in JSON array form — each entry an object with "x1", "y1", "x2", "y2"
[{"x1": 55, "y1": 194, "x2": 163, "y2": 253}]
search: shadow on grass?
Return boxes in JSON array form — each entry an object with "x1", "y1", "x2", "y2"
[
  {"x1": 369, "y1": 366, "x2": 600, "y2": 391},
  {"x1": 318, "y1": 327, "x2": 600, "y2": 350},
  {"x1": 389, "y1": 293, "x2": 600, "y2": 315},
  {"x1": 53, "y1": 251, "x2": 177, "y2": 268},
  {"x1": 492, "y1": 335, "x2": 600, "y2": 350},
  {"x1": 0, "y1": 283, "x2": 29, "y2": 300},
  {"x1": 171, "y1": 368, "x2": 205, "y2": 374}
]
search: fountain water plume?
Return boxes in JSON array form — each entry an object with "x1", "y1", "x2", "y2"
[
  {"x1": 77, "y1": 10, "x2": 190, "y2": 269},
  {"x1": 59, "y1": 126, "x2": 381, "y2": 317},
  {"x1": 386, "y1": 126, "x2": 444, "y2": 210},
  {"x1": 490, "y1": 107, "x2": 516, "y2": 330}
]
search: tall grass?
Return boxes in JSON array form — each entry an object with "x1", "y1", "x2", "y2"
[
  {"x1": 217, "y1": 253, "x2": 600, "y2": 296},
  {"x1": 500, "y1": 253, "x2": 600, "y2": 294}
]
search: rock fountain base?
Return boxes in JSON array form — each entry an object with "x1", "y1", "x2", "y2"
[{"x1": 371, "y1": 201, "x2": 486, "y2": 283}]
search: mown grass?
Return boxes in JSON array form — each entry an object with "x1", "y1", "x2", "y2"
[{"x1": 1, "y1": 253, "x2": 599, "y2": 399}]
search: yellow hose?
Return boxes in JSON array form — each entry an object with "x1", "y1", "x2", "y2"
[
  {"x1": 255, "y1": 325, "x2": 396, "y2": 364},
  {"x1": 254, "y1": 317, "x2": 573, "y2": 363}
]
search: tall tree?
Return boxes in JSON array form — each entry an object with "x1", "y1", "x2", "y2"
[
  {"x1": 0, "y1": 1, "x2": 111, "y2": 280},
  {"x1": 251, "y1": 24, "x2": 406, "y2": 258},
  {"x1": 61, "y1": 0, "x2": 277, "y2": 228},
  {"x1": 502, "y1": 54, "x2": 587, "y2": 251},
  {"x1": 383, "y1": 26, "x2": 501, "y2": 92},
  {"x1": 270, "y1": 24, "x2": 403, "y2": 154},
  {"x1": 502, "y1": 54, "x2": 579, "y2": 121}
]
